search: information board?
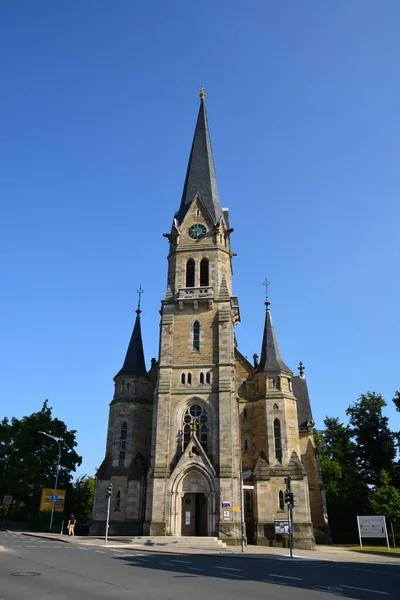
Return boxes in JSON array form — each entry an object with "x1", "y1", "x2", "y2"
[
  {"x1": 357, "y1": 516, "x2": 390, "y2": 549},
  {"x1": 40, "y1": 488, "x2": 66, "y2": 513}
]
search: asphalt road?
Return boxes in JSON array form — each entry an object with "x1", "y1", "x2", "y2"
[{"x1": 0, "y1": 531, "x2": 399, "y2": 600}]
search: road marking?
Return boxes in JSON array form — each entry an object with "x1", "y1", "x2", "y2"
[
  {"x1": 214, "y1": 566, "x2": 242, "y2": 572},
  {"x1": 261, "y1": 579, "x2": 288, "y2": 586},
  {"x1": 159, "y1": 562, "x2": 175, "y2": 566},
  {"x1": 133, "y1": 558, "x2": 148, "y2": 562},
  {"x1": 188, "y1": 567, "x2": 204, "y2": 572},
  {"x1": 172, "y1": 560, "x2": 192, "y2": 564},
  {"x1": 26, "y1": 545, "x2": 36, "y2": 548},
  {"x1": 95, "y1": 550, "x2": 105, "y2": 554},
  {"x1": 269, "y1": 574, "x2": 303, "y2": 581},
  {"x1": 220, "y1": 572, "x2": 243, "y2": 578},
  {"x1": 340, "y1": 585, "x2": 389, "y2": 595}
]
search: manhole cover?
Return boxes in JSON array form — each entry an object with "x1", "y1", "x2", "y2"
[{"x1": 11, "y1": 572, "x2": 41, "y2": 577}]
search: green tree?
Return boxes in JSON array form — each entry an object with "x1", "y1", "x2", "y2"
[
  {"x1": 315, "y1": 417, "x2": 370, "y2": 543},
  {"x1": 370, "y1": 470, "x2": 400, "y2": 525},
  {"x1": 0, "y1": 400, "x2": 82, "y2": 524},
  {"x1": 346, "y1": 392, "x2": 397, "y2": 486},
  {"x1": 393, "y1": 390, "x2": 400, "y2": 413},
  {"x1": 65, "y1": 475, "x2": 95, "y2": 523}
]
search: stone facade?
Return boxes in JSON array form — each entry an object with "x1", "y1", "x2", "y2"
[{"x1": 91, "y1": 95, "x2": 330, "y2": 548}]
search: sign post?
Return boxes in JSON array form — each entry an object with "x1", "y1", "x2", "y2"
[
  {"x1": 357, "y1": 516, "x2": 390, "y2": 550},
  {"x1": 240, "y1": 469, "x2": 252, "y2": 553}
]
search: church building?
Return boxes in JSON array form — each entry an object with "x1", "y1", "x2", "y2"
[{"x1": 91, "y1": 91, "x2": 329, "y2": 548}]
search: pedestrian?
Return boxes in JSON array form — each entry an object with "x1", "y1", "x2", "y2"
[{"x1": 67, "y1": 513, "x2": 76, "y2": 536}]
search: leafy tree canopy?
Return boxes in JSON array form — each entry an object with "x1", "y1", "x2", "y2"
[{"x1": 0, "y1": 400, "x2": 82, "y2": 522}]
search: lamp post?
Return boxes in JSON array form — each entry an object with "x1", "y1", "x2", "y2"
[{"x1": 39, "y1": 431, "x2": 61, "y2": 531}]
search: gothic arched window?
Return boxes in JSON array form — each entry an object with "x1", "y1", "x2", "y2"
[
  {"x1": 279, "y1": 490, "x2": 284, "y2": 511},
  {"x1": 200, "y1": 257, "x2": 209, "y2": 287},
  {"x1": 193, "y1": 321, "x2": 200, "y2": 351},
  {"x1": 200, "y1": 372, "x2": 204, "y2": 384},
  {"x1": 206, "y1": 371, "x2": 211, "y2": 384},
  {"x1": 182, "y1": 403, "x2": 208, "y2": 453},
  {"x1": 187, "y1": 372, "x2": 192, "y2": 385},
  {"x1": 181, "y1": 373, "x2": 186, "y2": 385},
  {"x1": 119, "y1": 422, "x2": 127, "y2": 463},
  {"x1": 115, "y1": 490, "x2": 121, "y2": 511},
  {"x1": 274, "y1": 418, "x2": 282, "y2": 463},
  {"x1": 186, "y1": 259, "x2": 195, "y2": 287}
]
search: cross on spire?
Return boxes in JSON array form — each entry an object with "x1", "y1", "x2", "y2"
[
  {"x1": 199, "y1": 86, "x2": 206, "y2": 100},
  {"x1": 136, "y1": 283, "x2": 144, "y2": 314},
  {"x1": 263, "y1": 277, "x2": 271, "y2": 309}
]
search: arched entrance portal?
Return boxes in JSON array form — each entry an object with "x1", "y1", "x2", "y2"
[
  {"x1": 170, "y1": 469, "x2": 215, "y2": 536},
  {"x1": 181, "y1": 492, "x2": 208, "y2": 536}
]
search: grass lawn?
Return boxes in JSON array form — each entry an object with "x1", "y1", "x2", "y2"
[{"x1": 342, "y1": 545, "x2": 400, "y2": 557}]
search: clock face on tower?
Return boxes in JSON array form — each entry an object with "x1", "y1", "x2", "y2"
[{"x1": 188, "y1": 224, "x2": 206, "y2": 240}]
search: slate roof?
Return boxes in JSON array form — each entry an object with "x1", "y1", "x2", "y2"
[
  {"x1": 257, "y1": 303, "x2": 292, "y2": 373},
  {"x1": 176, "y1": 97, "x2": 223, "y2": 226},
  {"x1": 292, "y1": 375, "x2": 314, "y2": 429},
  {"x1": 115, "y1": 310, "x2": 147, "y2": 378}
]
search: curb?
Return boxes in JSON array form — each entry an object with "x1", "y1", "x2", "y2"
[{"x1": 20, "y1": 532, "x2": 70, "y2": 544}]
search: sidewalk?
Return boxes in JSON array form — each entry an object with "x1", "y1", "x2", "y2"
[{"x1": 14, "y1": 531, "x2": 400, "y2": 564}]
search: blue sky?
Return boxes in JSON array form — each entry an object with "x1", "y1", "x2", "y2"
[{"x1": 1, "y1": 1, "x2": 399, "y2": 477}]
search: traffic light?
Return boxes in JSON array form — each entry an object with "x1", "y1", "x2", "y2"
[
  {"x1": 292, "y1": 493, "x2": 297, "y2": 507},
  {"x1": 105, "y1": 482, "x2": 113, "y2": 498},
  {"x1": 284, "y1": 490, "x2": 291, "y2": 504}
]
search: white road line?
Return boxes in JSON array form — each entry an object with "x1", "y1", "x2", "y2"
[
  {"x1": 172, "y1": 560, "x2": 193, "y2": 564},
  {"x1": 159, "y1": 562, "x2": 175, "y2": 566},
  {"x1": 340, "y1": 585, "x2": 390, "y2": 595},
  {"x1": 188, "y1": 567, "x2": 204, "y2": 572},
  {"x1": 214, "y1": 566, "x2": 242, "y2": 572},
  {"x1": 220, "y1": 572, "x2": 243, "y2": 578},
  {"x1": 26, "y1": 545, "x2": 36, "y2": 548},
  {"x1": 95, "y1": 550, "x2": 105, "y2": 554},
  {"x1": 261, "y1": 579, "x2": 288, "y2": 586},
  {"x1": 269, "y1": 574, "x2": 303, "y2": 581}
]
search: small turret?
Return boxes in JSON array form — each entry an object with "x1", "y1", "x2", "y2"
[{"x1": 115, "y1": 285, "x2": 147, "y2": 378}]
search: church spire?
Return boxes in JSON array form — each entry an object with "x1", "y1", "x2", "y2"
[
  {"x1": 115, "y1": 285, "x2": 147, "y2": 378},
  {"x1": 175, "y1": 88, "x2": 223, "y2": 226},
  {"x1": 257, "y1": 280, "x2": 292, "y2": 373}
]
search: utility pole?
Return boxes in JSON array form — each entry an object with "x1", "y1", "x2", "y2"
[
  {"x1": 39, "y1": 431, "x2": 61, "y2": 531},
  {"x1": 105, "y1": 482, "x2": 113, "y2": 546},
  {"x1": 240, "y1": 469, "x2": 252, "y2": 553}
]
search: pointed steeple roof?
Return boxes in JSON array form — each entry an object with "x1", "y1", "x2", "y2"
[
  {"x1": 115, "y1": 287, "x2": 147, "y2": 378},
  {"x1": 176, "y1": 89, "x2": 223, "y2": 226},
  {"x1": 257, "y1": 283, "x2": 292, "y2": 374}
]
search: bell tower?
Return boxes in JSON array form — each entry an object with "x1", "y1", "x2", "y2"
[{"x1": 146, "y1": 90, "x2": 242, "y2": 540}]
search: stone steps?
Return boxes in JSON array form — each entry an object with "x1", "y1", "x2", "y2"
[{"x1": 130, "y1": 536, "x2": 228, "y2": 549}]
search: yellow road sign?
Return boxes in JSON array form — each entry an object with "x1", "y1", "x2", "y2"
[{"x1": 40, "y1": 488, "x2": 66, "y2": 512}]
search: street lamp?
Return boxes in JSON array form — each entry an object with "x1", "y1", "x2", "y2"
[{"x1": 39, "y1": 431, "x2": 61, "y2": 531}]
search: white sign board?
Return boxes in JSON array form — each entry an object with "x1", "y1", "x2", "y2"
[
  {"x1": 3, "y1": 495, "x2": 13, "y2": 505},
  {"x1": 357, "y1": 516, "x2": 390, "y2": 549},
  {"x1": 185, "y1": 511, "x2": 190, "y2": 525}
]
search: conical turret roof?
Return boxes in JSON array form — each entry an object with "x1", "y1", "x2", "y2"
[
  {"x1": 115, "y1": 309, "x2": 147, "y2": 378},
  {"x1": 257, "y1": 299, "x2": 292, "y2": 374}
]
